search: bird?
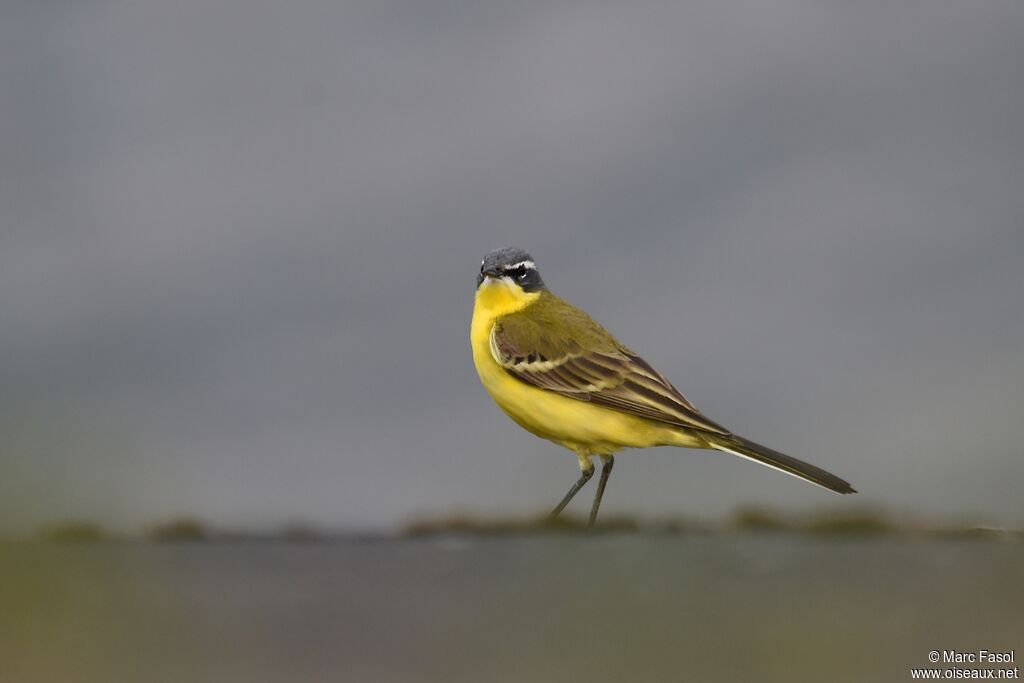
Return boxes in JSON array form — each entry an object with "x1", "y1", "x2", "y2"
[{"x1": 470, "y1": 247, "x2": 855, "y2": 527}]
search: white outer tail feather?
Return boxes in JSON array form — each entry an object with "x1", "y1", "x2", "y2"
[{"x1": 709, "y1": 442, "x2": 843, "y2": 494}]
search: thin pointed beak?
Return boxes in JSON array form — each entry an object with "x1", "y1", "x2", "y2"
[{"x1": 476, "y1": 268, "x2": 502, "y2": 288}]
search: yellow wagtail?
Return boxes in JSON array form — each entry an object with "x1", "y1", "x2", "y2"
[{"x1": 470, "y1": 247, "x2": 855, "y2": 526}]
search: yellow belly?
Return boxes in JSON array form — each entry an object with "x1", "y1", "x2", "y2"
[{"x1": 470, "y1": 291, "x2": 702, "y2": 456}]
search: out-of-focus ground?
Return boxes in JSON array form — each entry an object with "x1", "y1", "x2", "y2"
[{"x1": 2, "y1": 533, "x2": 1021, "y2": 683}]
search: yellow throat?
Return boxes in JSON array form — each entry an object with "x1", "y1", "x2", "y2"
[{"x1": 472, "y1": 275, "x2": 541, "y2": 324}]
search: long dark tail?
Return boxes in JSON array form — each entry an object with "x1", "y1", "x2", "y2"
[{"x1": 706, "y1": 434, "x2": 856, "y2": 494}]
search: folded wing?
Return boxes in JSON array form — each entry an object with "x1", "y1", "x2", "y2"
[{"x1": 489, "y1": 312, "x2": 729, "y2": 437}]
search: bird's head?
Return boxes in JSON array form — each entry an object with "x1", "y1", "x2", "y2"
[
  {"x1": 477, "y1": 247, "x2": 545, "y2": 291},
  {"x1": 474, "y1": 247, "x2": 546, "y2": 314}
]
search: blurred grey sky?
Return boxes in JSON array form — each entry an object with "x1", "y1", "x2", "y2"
[{"x1": 2, "y1": 0, "x2": 1023, "y2": 533}]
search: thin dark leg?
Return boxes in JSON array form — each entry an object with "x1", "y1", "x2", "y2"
[
  {"x1": 588, "y1": 455, "x2": 615, "y2": 528},
  {"x1": 548, "y1": 465, "x2": 594, "y2": 520}
]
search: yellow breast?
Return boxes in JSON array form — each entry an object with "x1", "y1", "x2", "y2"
[{"x1": 470, "y1": 279, "x2": 699, "y2": 455}]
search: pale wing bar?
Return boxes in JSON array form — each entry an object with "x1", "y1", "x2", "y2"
[{"x1": 491, "y1": 325, "x2": 728, "y2": 437}]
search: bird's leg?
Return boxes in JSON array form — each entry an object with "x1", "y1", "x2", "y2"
[
  {"x1": 588, "y1": 455, "x2": 615, "y2": 528},
  {"x1": 548, "y1": 455, "x2": 595, "y2": 521}
]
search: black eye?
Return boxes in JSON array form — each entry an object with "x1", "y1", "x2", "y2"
[{"x1": 510, "y1": 266, "x2": 527, "y2": 279}]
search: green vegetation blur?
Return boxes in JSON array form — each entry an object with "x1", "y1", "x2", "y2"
[{"x1": 2, "y1": 512, "x2": 1022, "y2": 683}]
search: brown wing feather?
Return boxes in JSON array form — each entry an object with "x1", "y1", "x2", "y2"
[{"x1": 490, "y1": 302, "x2": 729, "y2": 437}]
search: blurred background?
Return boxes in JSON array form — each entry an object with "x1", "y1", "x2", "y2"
[
  {"x1": 3, "y1": 0, "x2": 1023, "y2": 535},
  {"x1": 1, "y1": 1, "x2": 1022, "y2": 681}
]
